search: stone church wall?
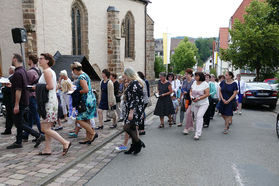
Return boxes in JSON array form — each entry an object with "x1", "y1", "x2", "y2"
[
  {"x1": 0, "y1": 0, "x2": 24, "y2": 76},
  {"x1": 35, "y1": 0, "x2": 146, "y2": 75}
]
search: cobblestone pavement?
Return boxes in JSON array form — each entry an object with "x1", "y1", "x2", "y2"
[
  {"x1": 0, "y1": 97, "x2": 156, "y2": 186},
  {"x1": 49, "y1": 114, "x2": 157, "y2": 186}
]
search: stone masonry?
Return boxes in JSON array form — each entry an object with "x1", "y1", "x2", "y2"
[
  {"x1": 145, "y1": 14, "x2": 155, "y2": 81},
  {"x1": 107, "y1": 6, "x2": 123, "y2": 76},
  {"x1": 22, "y1": 0, "x2": 37, "y2": 61}
]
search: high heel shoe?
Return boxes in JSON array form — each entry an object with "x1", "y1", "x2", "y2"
[
  {"x1": 141, "y1": 141, "x2": 146, "y2": 148},
  {"x1": 134, "y1": 140, "x2": 144, "y2": 155},
  {"x1": 124, "y1": 144, "x2": 135, "y2": 154},
  {"x1": 95, "y1": 126, "x2": 104, "y2": 130},
  {"x1": 87, "y1": 133, "x2": 98, "y2": 145},
  {"x1": 79, "y1": 141, "x2": 89, "y2": 144}
]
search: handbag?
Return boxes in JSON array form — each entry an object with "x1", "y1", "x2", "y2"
[{"x1": 77, "y1": 100, "x2": 86, "y2": 113}]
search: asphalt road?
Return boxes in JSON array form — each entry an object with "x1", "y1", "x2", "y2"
[{"x1": 86, "y1": 108, "x2": 279, "y2": 186}]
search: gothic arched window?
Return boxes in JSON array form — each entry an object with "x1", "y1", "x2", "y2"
[
  {"x1": 71, "y1": 0, "x2": 88, "y2": 57},
  {"x1": 125, "y1": 12, "x2": 135, "y2": 59}
]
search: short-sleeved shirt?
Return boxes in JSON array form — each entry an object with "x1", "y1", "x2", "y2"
[
  {"x1": 10, "y1": 66, "x2": 29, "y2": 106},
  {"x1": 220, "y1": 81, "x2": 238, "y2": 100},
  {"x1": 191, "y1": 81, "x2": 209, "y2": 106}
]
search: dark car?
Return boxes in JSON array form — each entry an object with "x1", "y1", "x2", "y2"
[{"x1": 242, "y1": 82, "x2": 278, "y2": 109}]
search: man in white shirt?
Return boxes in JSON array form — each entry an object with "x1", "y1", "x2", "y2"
[{"x1": 235, "y1": 74, "x2": 246, "y2": 115}]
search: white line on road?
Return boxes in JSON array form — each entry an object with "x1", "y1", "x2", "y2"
[{"x1": 232, "y1": 163, "x2": 245, "y2": 186}]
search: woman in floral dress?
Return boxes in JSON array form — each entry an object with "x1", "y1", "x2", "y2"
[
  {"x1": 122, "y1": 67, "x2": 145, "y2": 155},
  {"x1": 37, "y1": 53, "x2": 71, "y2": 155},
  {"x1": 71, "y1": 62, "x2": 98, "y2": 144}
]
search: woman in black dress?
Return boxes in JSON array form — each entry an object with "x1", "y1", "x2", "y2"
[
  {"x1": 219, "y1": 71, "x2": 238, "y2": 134},
  {"x1": 122, "y1": 67, "x2": 145, "y2": 155},
  {"x1": 154, "y1": 72, "x2": 175, "y2": 128}
]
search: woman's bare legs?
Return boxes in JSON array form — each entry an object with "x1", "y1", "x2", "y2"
[
  {"x1": 98, "y1": 109, "x2": 103, "y2": 127},
  {"x1": 41, "y1": 122, "x2": 70, "y2": 152},
  {"x1": 77, "y1": 120, "x2": 94, "y2": 141}
]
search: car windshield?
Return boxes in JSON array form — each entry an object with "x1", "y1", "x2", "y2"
[{"x1": 247, "y1": 83, "x2": 271, "y2": 90}]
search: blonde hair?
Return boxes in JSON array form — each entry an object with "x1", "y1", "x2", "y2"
[
  {"x1": 124, "y1": 67, "x2": 144, "y2": 87},
  {"x1": 70, "y1": 62, "x2": 82, "y2": 71},
  {"x1": 60, "y1": 70, "x2": 68, "y2": 77}
]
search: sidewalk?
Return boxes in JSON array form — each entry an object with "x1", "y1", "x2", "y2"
[{"x1": 0, "y1": 97, "x2": 156, "y2": 186}]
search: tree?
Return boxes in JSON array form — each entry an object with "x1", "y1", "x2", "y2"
[
  {"x1": 220, "y1": 0, "x2": 279, "y2": 80},
  {"x1": 195, "y1": 38, "x2": 215, "y2": 66},
  {"x1": 170, "y1": 37, "x2": 198, "y2": 74},
  {"x1": 154, "y1": 55, "x2": 165, "y2": 78},
  {"x1": 267, "y1": 0, "x2": 279, "y2": 23}
]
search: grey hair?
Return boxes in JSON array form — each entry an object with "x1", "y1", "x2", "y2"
[
  {"x1": 159, "y1": 72, "x2": 166, "y2": 77},
  {"x1": 124, "y1": 67, "x2": 144, "y2": 87}
]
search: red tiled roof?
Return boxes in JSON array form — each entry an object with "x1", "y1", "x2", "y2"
[
  {"x1": 219, "y1": 27, "x2": 229, "y2": 49},
  {"x1": 231, "y1": 0, "x2": 265, "y2": 26}
]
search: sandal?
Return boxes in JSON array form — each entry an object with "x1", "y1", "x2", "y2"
[
  {"x1": 223, "y1": 129, "x2": 228, "y2": 134},
  {"x1": 177, "y1": 123, "x2": 182, "y2": 127},
  {"x1": 158, "y1": 124, "x2": 164, "y2": 128},
  {"x1": 63, "y1": 142, "x2": 72, "y2": 156}
]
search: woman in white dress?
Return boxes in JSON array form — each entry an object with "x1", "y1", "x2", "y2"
[{"x1": 37, "y1": 53, "x2": 71, "y2": 155}]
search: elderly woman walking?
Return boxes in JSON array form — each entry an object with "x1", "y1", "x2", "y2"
[
  {"x1": 71, "y1": 62, "x2": 98, "y2": 144},
  {"x1": 122, "y1": 67, "x2": 145, "y2": 155},
  {"x1": 154, "y1": 72, "x2": 175, "y2": 128},
  {"x1": 58, "y1": 70, "x2": 73, "y2": 123}
]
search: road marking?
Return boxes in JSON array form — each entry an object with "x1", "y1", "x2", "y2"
[{"x1": 232, "y1": 163, "x2": 244, "y2": 186}]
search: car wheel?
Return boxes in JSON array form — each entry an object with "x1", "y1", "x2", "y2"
[
  {"x1": 277, "y1": 115, "x2": 279, "y2": 138},
  {"x1": 270, "y1": 103, "x2": 277, "y2": 110}
]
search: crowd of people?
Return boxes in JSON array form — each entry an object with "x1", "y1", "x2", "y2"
[
  {"x1": 154, "y1": 69, "x2": 245, "y2": 140},
  {"x1": 1, "y1": 53, "x2": 246, "y2": 155},
  {"x1": 1, "y1": 53, "x2": 150, "y2": 155}
]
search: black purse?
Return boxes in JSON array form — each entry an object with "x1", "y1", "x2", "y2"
[{"x1": 77, "y1": 100, "x2": 86, "y2": 113}]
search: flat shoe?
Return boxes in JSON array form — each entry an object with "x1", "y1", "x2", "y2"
[{"x1": 38, "y1": 152, "x2": 51, "y2": 155}]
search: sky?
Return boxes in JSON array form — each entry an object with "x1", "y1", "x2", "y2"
[{"x1": 147, "y1": 0, "x2": 243, "y2": 39}]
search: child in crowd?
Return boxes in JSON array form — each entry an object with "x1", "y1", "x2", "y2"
[{"x1": 172, "y1": 94, "x2": 179, "y2": 125}]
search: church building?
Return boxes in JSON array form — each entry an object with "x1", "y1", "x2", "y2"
[{"x1": 0, "y1": 0, "x2": 155, "y2": 80}]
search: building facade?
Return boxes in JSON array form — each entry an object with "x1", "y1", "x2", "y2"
[{"x1": 0, "y1": 0, "x2": 155, "y2": 80}]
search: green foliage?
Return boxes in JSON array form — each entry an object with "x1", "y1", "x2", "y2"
[
  {"x1": 154, "y1": 55, "x2": 165, "y2": 78},
  {"x1": 170, "y1": 37, "x2": 198, "y2": 74},
  {"x1": 267, "y1": 0, "x2": 279, "y2": 23},
  {"x1": 210, "y1": 68, "x2": 217, "y2": 77},
  {"x1": 258, "y1": 67, "x2": 278, "y2": 82},
  {"x1": 220, "y1": 0, "x2": 279, "y2": 81},
  {"x1": 195, "y1": 38, "x2": 215, "y2": 65}
]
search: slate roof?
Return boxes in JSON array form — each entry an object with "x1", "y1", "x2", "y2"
[{"x1": 53, "y1": 51, "x2": 101, "y2": 81}]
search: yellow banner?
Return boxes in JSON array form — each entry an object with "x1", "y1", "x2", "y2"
[
  {"x1": 215, "y1": 52, "x2": 218, "y2": 64},
  {"x1": 163, "y1": 33, "x2": 168, "y2": 65}
]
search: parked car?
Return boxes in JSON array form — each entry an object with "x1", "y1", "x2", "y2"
[
  {"x1": 242, "y1": 82, "x2": 278, "y2": 109},
  {"x1": 264, "y1": 78, "x2": 278, "y2": 90}
]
